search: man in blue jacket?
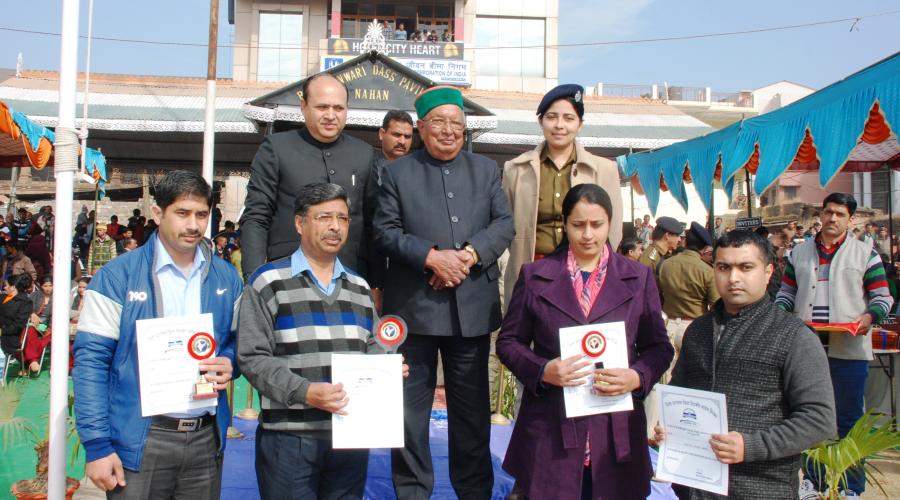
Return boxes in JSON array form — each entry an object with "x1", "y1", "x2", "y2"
[{"x1": 73, "y1": 170, "x2": 243, "y2": 499}]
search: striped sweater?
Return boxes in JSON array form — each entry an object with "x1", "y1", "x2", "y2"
[
  {"x1": 775, "y1": 233, "x2": 892, "y2": 323},
  {"x1": 237, "y1": 256, "x2": 379, "y2": 434}
]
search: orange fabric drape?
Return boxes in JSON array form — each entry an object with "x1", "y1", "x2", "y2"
[
  {"x1": 659, "y1": 176, "x2": 668, "y2": 192},
  {"x1": 23, "y1": 138, "x2": 53, "y2": 168},
  {"x1": 743, "y1": 144, "x2": 760, "y2": 175},
  {"x1": 861, "y1": 101, "x2": 891, "y2": 144},
  {"x1": 1, "y1": 100, "x2": 53, "y2": 169},
  {"x1": 630, "y1": 175, "x2": 644, "y2": 195},
  {"x1": 0, "y1": 102, "x2": 20, "y2": 140},
  {"x1": 795, "y1": 129, "x2": 818, "y2": 164},
  {"x1": 682, "y1": 165, "x2": 693, "y2": 183},
  {"x1": 714, "y1": 161, "x2": 722, "y2": 182}
]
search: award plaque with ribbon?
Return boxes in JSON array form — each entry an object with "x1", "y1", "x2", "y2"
[
  {"x1": 188, "y1": 332, "x2": 217, "y2": 400},
  {"x1": 375, "y1": 315, "x2": 408, "y2": 354}
]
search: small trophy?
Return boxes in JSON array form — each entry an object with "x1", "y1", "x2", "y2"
[
  {"x1": 375, "y1": 315, "x2": 408, "y2": 354},
  {"x1": 188, "y1": 332, "x2": 218, "y2": 400}
]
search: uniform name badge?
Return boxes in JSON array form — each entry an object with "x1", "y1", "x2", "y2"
[
  {"x1": 188, "y1": 332, "x2": 217, "y2": 400},
  {"x1": 375, "y1": 315, "x2": 408, "y2": 354}
]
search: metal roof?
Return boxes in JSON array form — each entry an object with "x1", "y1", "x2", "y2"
[{"x1": 0, "y1": 70, "x2": 712, "y2": 148}]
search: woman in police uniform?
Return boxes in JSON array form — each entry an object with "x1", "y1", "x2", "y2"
[{"x1": 502, "y1": 84, "x2": 623, "y2": 308}]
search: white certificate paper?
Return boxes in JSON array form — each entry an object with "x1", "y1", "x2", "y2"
[
  {"x1": 331, "y1": 353, "x2": 404, "y2": 449},
  {"x1": 136, "y1": 313, "x2": 218, "y2": 417},
  {"x1": 656, "y1": 385, "x2": 729, "y2": 495},
  {"x1": 558, "y1": 322, "x2": 633, "y2": 418}
]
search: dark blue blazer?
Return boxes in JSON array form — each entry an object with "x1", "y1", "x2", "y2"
[{"x1": 374, "y1": 148, "x2": 514, "y2": 336}]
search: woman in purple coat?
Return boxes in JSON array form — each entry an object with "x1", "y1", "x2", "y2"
[{"x1": 497, "y1": 184, "x2": 673, "y2": 500}]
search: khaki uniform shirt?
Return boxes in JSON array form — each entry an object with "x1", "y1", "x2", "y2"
[
  {"x1": 534, "y1": 147, "x2": 575, "y2": 255},
  {"x1": 638, "y1": 241, "x2": 669, "y2": 277},
  {"x1": 658, "y1": 249, "x2": 720, "y2": 319}
]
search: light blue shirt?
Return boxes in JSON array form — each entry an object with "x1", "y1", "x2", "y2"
[
  {"x1": 154, "y1": 237, "x2": 213, "y2": 417},
  {"x1": 290, "y1": 245, "x2": 346, "y2": 295},
  {"x1": 154, "y1": 236, "x2": 206, "y2": 317}
]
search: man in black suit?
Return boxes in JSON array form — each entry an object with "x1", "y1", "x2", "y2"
[
  {"x1": 374, "y1": 86, "x2": 514, "y2": 499},
  {"x1": 240, "y1": 73, "x2": 376, "y2": 280}
]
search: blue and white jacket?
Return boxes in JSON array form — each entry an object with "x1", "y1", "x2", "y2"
[{"x1": 73, "y1": 233, "x2": 243, "y2": 471}]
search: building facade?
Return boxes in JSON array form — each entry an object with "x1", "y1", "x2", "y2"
[{"x1": 230, "y1": 0, "x2": 559, "y2": 93}]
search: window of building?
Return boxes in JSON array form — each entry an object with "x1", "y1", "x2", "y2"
[
  {"x1": 475, "y1": 16, "x2": 545, "y2": 78},
  {"x1": 780, "y1": 186, "x2": 798, "y2": 202},
  {"x1": 257, "y1": 12, "x2": 303, "y2": 82},
  {"x1": 337, "y1": 1, "x2": 454, "y2": 40}
]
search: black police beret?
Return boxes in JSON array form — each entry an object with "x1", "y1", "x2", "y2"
[
  {"x1": 537, "y1": 84, "x2": 585, "y2": 118},
  {"x1": 655, "y1": 216, "x2": 683, "y2": 235},
  {"x1": 690, "y1": 222, "x2": 713, "y2": 247}
]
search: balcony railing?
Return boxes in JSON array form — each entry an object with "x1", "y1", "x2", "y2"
[
  {"x1": 596, "y1": 82, "x2": 755, "y2": 108},
  {"x1": 598, "y1": 83, "x2": 655, "y2": 99},
  {"x1": 712, "y1": 91, "x2": 755, "y2": 108}
]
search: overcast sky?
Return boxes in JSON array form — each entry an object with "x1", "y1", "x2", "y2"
[{"x1": 0, "y1": 0, "x2": 896, "y2": 92}]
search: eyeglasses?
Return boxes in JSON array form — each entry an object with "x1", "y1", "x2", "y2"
[
  {"x1": 424, "y1": 118, "x2": 465, "y2": 132},
  {"x1": 311, "y1": 212, "x2": 351, "y2": 225}
]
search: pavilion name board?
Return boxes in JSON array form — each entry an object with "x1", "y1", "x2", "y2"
[
  {"x1": 322, "y1": 56, "x2": 471, "y2": 86},
  {"x1": 303, "y1": 59, "x2": 428, "y2": 110},
  {"x1": 328, "y1": 38, "x2": 464, "y2": 60}
]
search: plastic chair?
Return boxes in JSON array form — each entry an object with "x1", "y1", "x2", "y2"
[
  {"x1": 1, "y1": 321, "x2": 31, "y2": 384},
  {"x1": 33, "y1": 326, "x2": 49, "y2": 375}
]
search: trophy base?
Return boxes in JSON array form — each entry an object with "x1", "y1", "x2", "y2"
[
  {"x1": 192, "y1": 382, "x2": 218, "y2": 400},
  {"x1": 236, "y1": 408, "x2": 260, "y2": 420}
]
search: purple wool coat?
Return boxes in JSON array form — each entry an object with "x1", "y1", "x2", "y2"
[{"x1": 496, "y1": 246, "x2": 673, "y2": 500}]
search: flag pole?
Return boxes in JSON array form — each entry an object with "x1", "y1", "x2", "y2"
[
  {"x1": 48, "y1": 0, "x2": 81, "y2": 497},
  {"x1": 202, "y1": 0, "x2": 219, "y2": 238}
]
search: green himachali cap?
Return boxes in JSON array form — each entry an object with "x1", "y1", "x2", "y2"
[{"x1": 414, "y1": 86, "x2": 464, "y2": 119}]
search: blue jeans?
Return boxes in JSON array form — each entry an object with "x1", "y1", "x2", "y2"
[
  {"x1": 804, "y1": 358, "x2": 869, "y2": 494},
  {"x1": 255, "y1": 426, "x2": 369, "y2": 500}
]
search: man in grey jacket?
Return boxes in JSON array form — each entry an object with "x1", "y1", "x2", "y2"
[{"x1": 661, "y1": 230, "x2": 836, "y2": 499}]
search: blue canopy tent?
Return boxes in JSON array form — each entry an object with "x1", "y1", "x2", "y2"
[{"x1": 617, "y1": 51, "x2": 900, "y2": 218}]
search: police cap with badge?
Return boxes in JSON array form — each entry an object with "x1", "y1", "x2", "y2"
[{"x1": 537, "y1": 84, "x2": 585, "y2": 119}]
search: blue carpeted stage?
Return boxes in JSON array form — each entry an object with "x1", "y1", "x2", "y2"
[{"x1": 221, "y1": 411, "x2": 677, "y2": 499}]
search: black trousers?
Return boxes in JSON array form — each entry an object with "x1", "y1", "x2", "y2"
[{"x1": 391, "y1": 333, "x2": 494, "y2": 500}]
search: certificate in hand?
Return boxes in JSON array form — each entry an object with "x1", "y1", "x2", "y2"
[
  {"x1": 558, "y1": 322, "x2": 633, "y2": 418},
  {"x1": 331, "y1": 353, "x2": 404, "y2": 449},
  {"x1": 136, "y1": 313, "x2": 218, "y2": 417},
  {"x1": 655, "y1": 385, "x2": 729, "y2": 495}
]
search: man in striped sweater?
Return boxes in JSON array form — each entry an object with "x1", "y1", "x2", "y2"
[
  {"x1": 775, "y1": 192, "x2": 893, "y2": 498},
  {"x1": 237, "y1": 183, "x2": 406, "y2": 500}
]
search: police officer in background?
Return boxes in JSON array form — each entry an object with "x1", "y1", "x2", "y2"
[
  {"x1": 658, "y1": 222, "x2": 719, "y2": 367},
  {"x1": 646, "y1": 221, "x2": 718, "y2": 441},
  {"x1": 638, "y1": 216, "x2": 683, "y2": 278}
]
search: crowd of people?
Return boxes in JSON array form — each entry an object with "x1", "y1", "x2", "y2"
[
  {"x1": 0, "y1": 77, "x2": 891, "y2": 500},
  {"x1": 0, "y1": 200, "x2": 243, "y2": 381},
  {"x1": 382, "y1": 20, "x2": 454, "y2": 42}
]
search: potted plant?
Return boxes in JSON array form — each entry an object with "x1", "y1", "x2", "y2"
[
  {"x1": 1, "y1": 383, "x2": 81, "y2": 500},
  {"x1": 803, "y1": 412, "x2": 900, "y2": 499}
]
